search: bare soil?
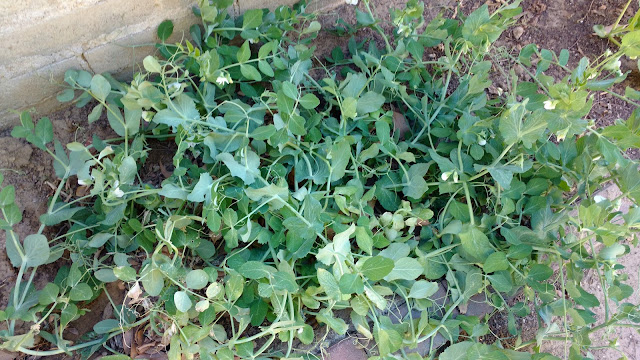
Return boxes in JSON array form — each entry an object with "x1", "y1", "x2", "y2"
[{"x1": 1, "y1": 0, "x2": 639, "y2": 359}]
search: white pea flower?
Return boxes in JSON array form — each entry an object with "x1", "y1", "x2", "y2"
[
  {"x1": 478, "y1": 138, "x2": 487, "y2": 146},
  {"x1": 113, "y1": 187, "x2": 125, "y2": 198},
  {"x1": 215, "y1": 71, "x2": 233, "y2": 86},
  {"x1": 248, "y1": 38, "x2": 257, "y2": 44},
  {"x1": 216, "y1": 75, "x2": 229, "y2": 85},
  {"x1": 168, "y1": 82, "x2": 181, "y2": 91},
  {"x1": 345, "y1": 0, "x2": 358, "y2": 5},
  {"x1": 594, "y1": 195, "x2": 607, "y2": 203},
  {"x1": 78, "y1": 179, "x2": 88, "y2": 186},
  {"x1": 543, "y1": 100, "x2": 557, "y2": 110},
  {"x1": 297, "y1": 328, "x2": 304, "y2": 334},
  {"x1": 441, "y1": 171, "x2": 452, "y2": 181}
]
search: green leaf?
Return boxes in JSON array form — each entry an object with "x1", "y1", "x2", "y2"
[
  {"x1": 329, "y1": 139, "x2": 350, "y2": 182},
  {"x1": 159, "y1": 183, "x2": 189, "y2": 200},
  {"x1": 237, "y1": 41, "x2": 251, "y2": 63},
  {"x1": 174, "y1": 291, "x2": 193, "y2": 312},
  {"x1": 258, "y1": 60, "x2": 274, "y2": 77},
  {"x1": 57, "y1": 88, "x2": 75, "y2": 102},
  {"x1": 317, "y1": 268, "x2": 341, "y2": 299},
  {"x1": 354, "y1": 226, "x2": 373, "y2": 255},
  {"x1": 216, "y1": 151, "x2": 260, "y2": 185},
  {"x1": 439, "y1": 341, "x2": 473, "y2": 360},
  {"x1": 70, "y1": 283, "x2": 93, "y2": 301},
  {"x1": 272, "y1": 271, "x2": 298, "y2": 292},
  {"x1": 243, "y1": 9, "x2": 263, "y2": 29},
  {"x1": 303, "y1": 20, "x2": 321, "y2": 34},
  {"x1": 488, "y1": 166, "x2": 514, "y2": 190},
  {"x1": 186, "y1": 269, "x2": 209, "y2": 290},
  {"x1": 386, "y1": 257, "x2": 423, "y2": 281},
  {"x1": 361, "y1": 256, "x2": 394, "y2": 281},
  {"x1": 299, "y1": 93, "x2": 320, "y2": 109},
  {"x1": 157, "y1": 20, "x2": 174, "y2": 41},
  {"x1": 5, "y1": 231, "x2": 23, "y2": 268},
  {"x1": 622, "y1": 30, "x2": 640, "y2": 57},
  {"x1": 0, "y1": 186, "x2": 15, "y2": 206},
  {"x1": 40, "y1": 206, "x2": 83, "y2": 226},
  {"x1": 113, "y1": 266, "x2": 137, "y2": 282},
  {"x1": 408, "y1": 280, "x2": 439, "y2": 299},
  {"x1": 251, "y1": 125, "x2": 276, "y2": 140},
  {"x1": 403, "y1": 163, "x2": 432, "y2": 199},
  {"x1": 38, "y1": 283, "x2": 59, "y2": 305},
  {"x1": 238, "y1": 261, "x2": 275, "y2": 280},
  {"x1": 143, "y1": 55, "x2": 162, "y2": 73},
  {"x1": 141, "y1": 267, "x2": 164, "y2": 296},
  {"x1": 153, "y1": 94, "x2": 201, "y2": 128},
  {"x1": 187, "y1": 173, "x2": 214, "y2": 203},
  {"x1": 355, "y1": 8, "x2": 375, "y2": 26},
  {"x1": 282, "y1": 81, "x2": 298, "y2": 100},
  {"x1": 528, "y1": 264, "x2": 553, "y2": 281},
  {"x1": 484, "y1": 251, "x2": 509, "y2": 273},
  {"x1": 458, "y1": 225, "x2": 494, "y2": 262},
  {"x1": 499, "y1": 101, "x2": 547, "y2": 148},
  {"x1": 338, "y1": 273, "x2": 364, "y2": 294},
  {"x1": 356, "y1": 91, "x2": 385, "y2": 114},
  {"x1": 91, "y1": 74, "x2": 111, "y2": 102},
  {"x1": 94, "y1": 319, "x2": 120, "y2": 334},
  {"x1": 240, "y1": 64, "x2": 262, "y2": 81},
  {"x1": 34, "y1": 117, "x2": 54, "y2": 150},
  {"x1": 24, "y1": 234, "x2": 50, "y2": 268},
  {"x1": 88, "y1": 233, "x2": 112, "y2": 248}
]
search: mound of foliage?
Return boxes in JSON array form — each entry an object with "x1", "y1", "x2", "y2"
[{"x1": 2, "y1": 0, "x2": 640, "y2": 358}]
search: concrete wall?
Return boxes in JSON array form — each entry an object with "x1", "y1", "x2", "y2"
[{"x1": 0, "y1": 0, "x2": 340, "y2": 130}]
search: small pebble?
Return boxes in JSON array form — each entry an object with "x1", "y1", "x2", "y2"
[{"x1": 513, "y1": 26, "x2": 524, "y2": 40}]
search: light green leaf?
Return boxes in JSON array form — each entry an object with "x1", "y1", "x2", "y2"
[
  {"x1": 216, "y1": 151, "x2": 260, "y2": 185},
  {"x1": 186, "y1": 269, "x2": 209, "y2": 290},
  {"x1": 458, "y1": 225, "x2": 494, "y2": 262},
  {"x1": 187, "y1": 173, "x2": 214, "y2": 203},
  {"x1": 528, "y1": 264, "x2": 553, "y2": 281},
  {"x1": 316, "y1": 308, "x2": 348, "y2": 335},
  {"x1": 317, "y1": 268, "x2": 341, "y2": 299},
  {"x1": 439, "y1": 341, "x2": 472, "y2": 360},
  {"x1": 24, "y1": 234, "x2": 50, "y2": 268},
  {"x1": 329, "y1": 139, "x2": 350, "y2": 181},
  {"x1": 408, "y1": 280, "x2": 439, "y2": 299},
  {"x1": 159, "y1": 183, "x2": 189, "y2": 200},
  {"x1": 386, "y1": 257, "x2": 423, "y2": 281},
  {"x1": 153, "y1": 94, "x2": 201, "y2": 128},
  {"x1": 339, "y1": 273, "x2": 364, "y2": 294},
  {"x1": 272, "y1": 271, "x2": 298, "y2": 292},
  {"x1": 361, "y1": 256, "x2": 394, "y2": 281},
  {"x1": 299, "y1": 93, "x2": 320, "y2": 109},
  {"x1": 143, "y1": 56, "x2": 162, "y2": 73},
  {"x1": 237, "y1": 41, "x2": 251, "y2": 63},
  {"x1": 355, "y1": 226, "x2": 373, "y2": 255},
  {"x1": 403, "y1": 163, "x2": 432, "y2": 199},
  {"x1": 94, "y1": 319, "x2": 120, "y2": 334},
  {"x1": 484, "y1": 251, "x2": 509, "y2": 273},
  {"x1": 118, "y1": 156, "x2": 137, "y2": 185},
  {"x1": 70, "y1": 283, "x2": 93, "y2": 301},
  {"x1": 240, "y1": 64, "x2": 262, "y2": 81},
  {"x1": 499, "y1": 100, "x2": 546, "y2": 148},
  {"x1": 238, "y1": 261, "x2": 275, "y2": 280},
  {"x1": 38, "y1": 283, "x2": 59, "y2": 305},
  {"x1": 356, "y1": 91, "x2": 385, "y2": 114},
  {"x1": 243, "y1": 9, "x2": 263, "y2": 29},
  {"x1": 91, "y1": 74, "x2": 111, "y2": 102},
  {"x1": 141, "y1": 267, "x2": 164, "y2": 296},
  {"x1": 174, "y1": 291, "x2": 193, "y2": 312}
]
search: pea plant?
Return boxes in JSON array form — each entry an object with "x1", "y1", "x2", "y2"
[{"x1": 2, "y1": 0, "x2": 640, "y2": 359}]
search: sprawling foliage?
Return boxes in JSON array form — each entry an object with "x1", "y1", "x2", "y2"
[{"x1": 2, "y1": 0, "x2": 640, "y2": 359}]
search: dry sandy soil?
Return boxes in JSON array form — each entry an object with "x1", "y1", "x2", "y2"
[{"x1": 0, "y1": 0, "x2": 639, "y2": 359}]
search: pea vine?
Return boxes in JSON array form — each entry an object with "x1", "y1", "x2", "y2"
[{"x1": 2, "y1": 0, "x2": 640, "y2": 359}]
